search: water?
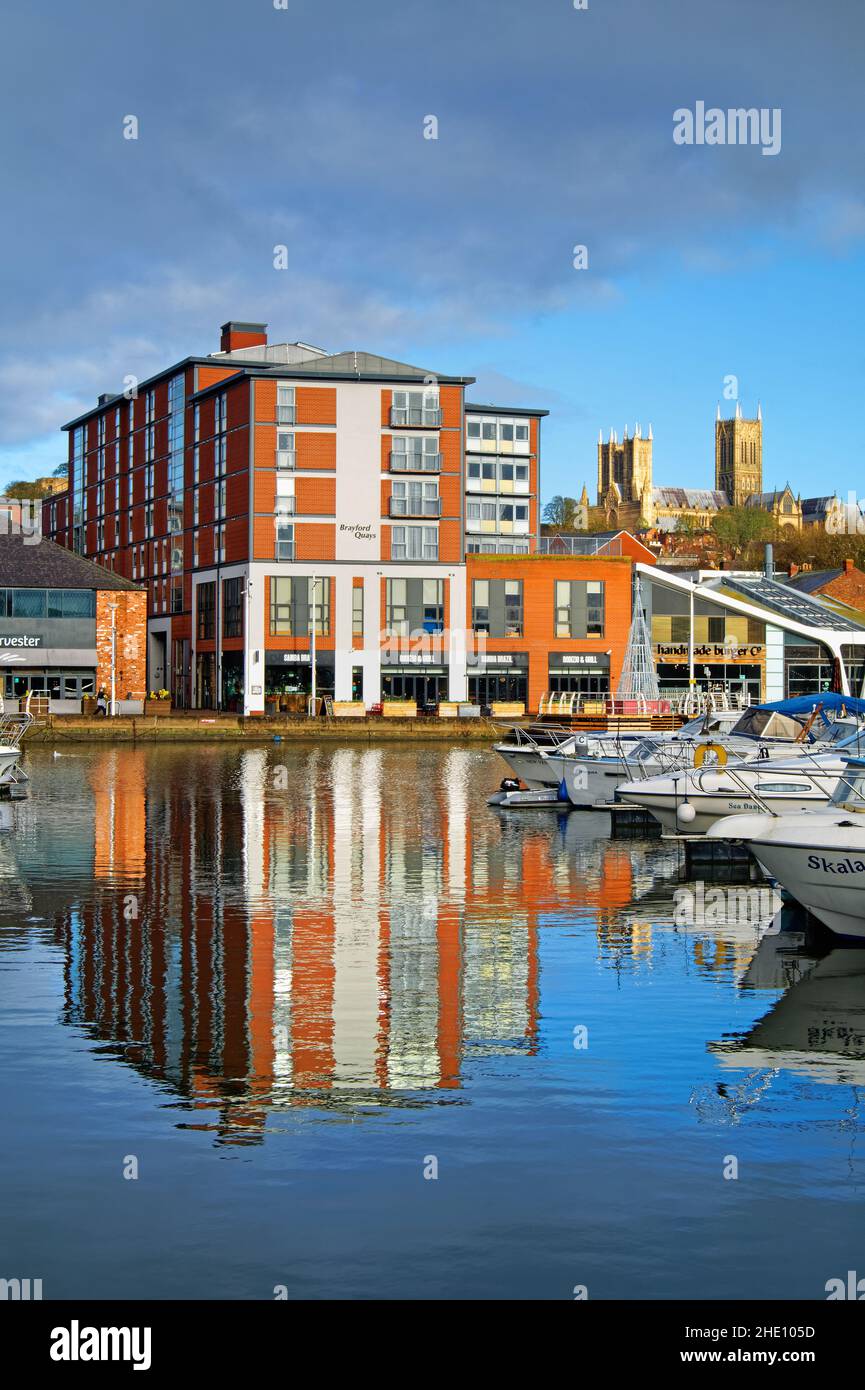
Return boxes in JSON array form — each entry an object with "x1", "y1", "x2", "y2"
[{"x1": 1, "y1": 742, "x2": 864, "y2": 1300}]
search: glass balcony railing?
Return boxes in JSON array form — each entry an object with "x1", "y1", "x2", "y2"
[{"x1": 389, "y1": 451, "x2": 441, "y2": 472}]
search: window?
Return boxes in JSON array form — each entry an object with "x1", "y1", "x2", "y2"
[
  {"x1": 0, "y1": 589, "x2": 95, "y2": 619},
  {"x1": 391, "y1": 389, "x2": 440, "y2": 427},
  {"x1": 197, "y1": 582, "x2": 216, "y2": 640},
  {"x1": 586, "y1": 581, "x2": 604, "y2": 637},
  {"x1": 707, "y1": 616, "x2": 726, "y2": 643},
  {"x1": 352, "y1": 584, "x2": 364, "y2": 636},
  {"x1": 214, "y1": 523, "x2": 226, "y2": 563},
  {"x1": 275, "y1": 519, "x2": 294, "y2": 560},
  {"x1": 504, "y1": 580, "x2": 523, "y2": 636},
  {"x1": 555, "y1": 581, "x2": 570, "y2": 639},
  {"x1": 277, "y1": 385, "x2": 295, "y2": 425},
  {"x1": 390, "y1": 525, "x2": 438, "y2": 561},
  {"x1": 215, "y1": 393, "x2": 227, "y2": 435},
  {"x1": 671, "y1": 615, "x2": 690, "y2": 644},
  {"x1": 145, "y1": 424, "x2": 155, "y2": 462},
  {"x1": 471, "y1": 579, "x2": 522, "y2": 636},
  {"x1": 472, "y1": 579, "x2": 490, "y2": 632},
  {"x1": 145, "y1": 390, "x2": 155, "y2": 425},
  {"x1": 223, "y1": 577, "x2": 243, "y2": 638},
  {"x1": 385, "y1": 578, "x2": 443, "y2": 635},
  {"x1": 467, "y1": 421, "x2": 481, "y2": 440},
  {"x1": 215, "y1": 435, "x2": 226, "y2": 475},
  {"x1": 390, "y1": 436, "x2": 440, "y2": 471},
  {"x1": 277, "y1": 431, "x2": 295, "y2": 470},
  {"x1": 269, "y1": 576, "x2": 329, "y2": 636},
  {"x1": 391, "y1": 480, "x2": 439, "y2": 516}
]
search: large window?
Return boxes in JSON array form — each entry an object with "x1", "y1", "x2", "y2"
[
  {"x1": 471, "y1": 579, "x2": 523, "y2": 637},
  {"x1": 223, "y1": 577, "x2": 243, "y2": 638},
  {"x1": 0, "y1": 589, "x2": 96, "y2": 618},
  {"x1": 391, "y1": 389, "x2": 440, "y2": 427},
  {"x1": 385, "y1": 578, "x2": 444, "y2": 636},
  {"x1": 352, "y1": 585, "x2": 364, "y2": 637},
  {"x1": 269, "y1": 577, "x2": 330, "y2": 637},
  {"x1": 390, "y1": 525, "x2": 438, "y2": 561},
  {"x1": 554, "y1": 580, "x2": 605, "y2": 639},
  {"x1": 391, "y1": 480, "x2": 440, "y2": 517},
  {"x1": 275, "y1": 520, "x2": 294, "y2": 560},
  {"x1": 390, "y1": 436, "x2": 441, "y2": 471},
  {"x1": 277, "y1": 385, "x2": 296, "y2": 425},
  {"x1": 197, "y1": 582, "x2": 216, "y2": 641}
]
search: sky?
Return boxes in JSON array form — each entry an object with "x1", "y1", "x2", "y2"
[{"x1": 1, "y1": 0, "x2": 863, "y2": 505}]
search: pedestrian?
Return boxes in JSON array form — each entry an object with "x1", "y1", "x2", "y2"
[{"x1": 96, "y1": 688, "x2": 108, "y2": 717}]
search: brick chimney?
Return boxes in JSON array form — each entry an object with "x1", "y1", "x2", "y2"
[
  {"x1": 220, "y1": 321, "x2": 268, "y2": 353},
  {"x1": 844, "y1": 558, "x2": 855, "y2": 574}
]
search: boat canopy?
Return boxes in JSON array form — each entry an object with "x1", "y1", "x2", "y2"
[{"x1": 759, "y1": 693, "x2": 865, "y2": 720}]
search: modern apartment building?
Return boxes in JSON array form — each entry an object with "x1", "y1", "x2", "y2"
[{"x1": 44, "y1": 322, "x2": 547, "y2": 711}]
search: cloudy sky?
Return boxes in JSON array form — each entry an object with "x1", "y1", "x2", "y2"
[{"x1": 2, "y1": 0, "x2": 863, "y2": 503}]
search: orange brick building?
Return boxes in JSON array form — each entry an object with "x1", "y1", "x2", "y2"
[{"x1": 465, "y1": 553, "x2": 635, "y2": 711}]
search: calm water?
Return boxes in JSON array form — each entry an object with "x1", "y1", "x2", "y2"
[{"x1": 2, "y1": 741, "x2": 865, "y2": 1301}]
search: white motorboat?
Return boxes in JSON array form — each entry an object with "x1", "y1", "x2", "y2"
[
  {"x1": 615, "y1": 753, "x2": 847, "y2": 834},
  {"x1": 496, "y1": 709, "x2": 741, "y2": 792},
  {"x1": 0, "y1": 695, "x2": 32, "y2": 787},
  {"x1": 705, "y1": 759, "x2": 865, "y2": 941},
  {"x1": 0, "y1": 746, "x2": 22, "y2": 784}
]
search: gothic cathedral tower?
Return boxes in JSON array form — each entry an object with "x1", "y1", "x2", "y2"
[
  {"x1": 715, "y1": 403, "x2": 762, "y2": 506},
  {"x1": 597, "y1": 426, "x2": 654, "y2": 522}
]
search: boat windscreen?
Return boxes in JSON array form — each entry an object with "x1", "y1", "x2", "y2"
[
  {"x1": 731, "y1": 708, "x2": 805, "y2": 740},
  {"x1": 830, "y1": 768, "x2": 865, "y2": 810}
]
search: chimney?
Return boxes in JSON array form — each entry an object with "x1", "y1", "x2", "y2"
[
  {"x1": 844, "y1": 558, "x2": 854, "y2": 574},
  {"x1": 764, "y1": 543, "x2": 774, "y2": 578},
  {"x1": 220, "y1": 321, "x2": 268, "y2": 353},
  {"x1": 788, "y1": 562, "x2": 798, "y2": 577}
]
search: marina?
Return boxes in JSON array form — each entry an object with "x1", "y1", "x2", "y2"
[{"x1": 2, "y1": 735, "x2": 865, "y2": 1301}]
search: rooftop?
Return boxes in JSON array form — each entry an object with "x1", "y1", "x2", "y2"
[{"x1": 0, "y1": 533, "x2": 142, "y2": 591}]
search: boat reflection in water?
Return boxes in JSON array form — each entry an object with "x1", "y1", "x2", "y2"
[{"x1": 711, "y1": 928, "x2": 865, "y2": 1090}]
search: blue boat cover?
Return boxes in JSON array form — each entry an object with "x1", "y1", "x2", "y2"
[{"x1": 758, "y1": 693, "x2": 865, "y2": 720}]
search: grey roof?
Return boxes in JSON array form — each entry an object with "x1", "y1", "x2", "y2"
[
  {"x1": 653, "y1": 487, "x2": 728, "y2": 509},
  {"x1": 744, "y1": 489, "x2": 794, "y2": 508},
  {"x1": 721, "y1": 575, "x2": 865, "y2": 633},
  {"x1": 465, "y1": 402, "x2": 550, "y2": 417},
  {"x1": 785, "y1": 569, "x2": 844, "y2": 594},
  {"x1": 0, "y1": 533, "x2": 142, "y2": 591}
]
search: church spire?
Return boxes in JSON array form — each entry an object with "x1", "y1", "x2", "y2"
[{"x1": 757, "y1": 401, "x2": 762, "y2": 421}]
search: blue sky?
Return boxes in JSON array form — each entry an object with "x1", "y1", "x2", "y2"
[{"x1": 1, "y1": 0, "x2": 863, "y2": 504}]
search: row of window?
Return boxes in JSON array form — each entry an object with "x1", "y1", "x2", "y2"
[
  {"x1": 188, "y1": 576, "x2": 606, "y2": 643},
  {"x1": 466, "y1": 500, "x2": 530, "y2": 524},
  {"x1": 466, "y1": 419, "x2": 530, "y2": 444},
  {"x1": 0, "y1": 588, "x2": 96, "y2": 619}
]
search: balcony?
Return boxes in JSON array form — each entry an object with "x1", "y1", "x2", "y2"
[
  {"x1": 275, "y1": 497, "x2": 295, "y2": 515},
  {"x1": 389, "y1": 496, "x2": 442, "y2": 518},
  {"x1": 389, "y1": 407, "x2": 441, "y2": 428},
  {"x1": 277, "y1": 407, "x2": 296, "y2": 425},
  {"x1": 389, "y1": 451, "x2": 441, "y2": 473},
  {"x1": 276, "y1": 451, "x2": 296, "y2": 470}
]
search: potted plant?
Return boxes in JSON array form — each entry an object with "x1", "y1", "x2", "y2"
[{"x1": 144, "y1": 689, "x2": 172, "y2": 714}]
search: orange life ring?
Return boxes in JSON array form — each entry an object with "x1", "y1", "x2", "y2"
[{"x1": 694, "y1": 742, "x2": 727, "y2": 768}]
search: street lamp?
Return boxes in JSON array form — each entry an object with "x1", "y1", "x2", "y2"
[
  {"x1": 309, "y1": 573, "x2": 317, "y2": 717},
  {"x1": 107, "y1": 601, "x2": 118, "y2": 717}
]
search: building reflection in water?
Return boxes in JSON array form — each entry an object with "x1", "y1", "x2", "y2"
[{"x1": 50, "y1": 747, "x2": 553, "y2": 1141}]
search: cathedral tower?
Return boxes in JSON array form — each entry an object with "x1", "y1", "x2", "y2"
[
  {"x1": 597, "y1": 425, "x2": 653, "y2": 512},
  {"x1": 715, "y1": 403, "x2": 762, "y2": 507}
]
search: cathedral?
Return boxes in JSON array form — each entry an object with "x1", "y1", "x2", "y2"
[{"x1": 576, "y1": 406, "x2": 803, "y2": 533}]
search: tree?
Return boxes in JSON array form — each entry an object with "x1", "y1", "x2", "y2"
[
  {"x1": 1, "y1": 479, "x2": 53, "y2": 501},
  {"x1": 53, "y1": 462, "x2": 68, "y2": 478},
  {"x1": 675, "y1": 513, "x2": 701, "y2": 538},
  {"x1": 711, "y1": 506, "x2": 774, "y2": 557},
  {"x1": 542, "y1": 495, "x2": 578, "y2": 531}
]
